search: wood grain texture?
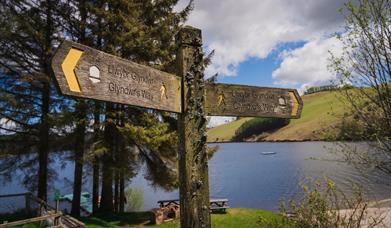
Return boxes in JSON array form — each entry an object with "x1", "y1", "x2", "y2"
[
  {"x1": 51, "y1": 41, "x2": 181, "y2": 113},
  {"x1": 176, "y1": 26, "x2": 211, "y2": 228},
  {"x1": 205, "y1": 83, "x2": 303, "y2": 118}
]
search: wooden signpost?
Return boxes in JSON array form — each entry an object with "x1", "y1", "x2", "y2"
[
  {"x1": 51, "y1": 41, "x2": 181, "y2": 113},
  {"x1": 205, "y1": 83, "x2": 302, "y2": 118},
  {"x1": 51, "y1": 26, "x2": 303, "y2": 228}
]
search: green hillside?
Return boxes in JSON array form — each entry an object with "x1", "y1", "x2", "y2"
[{"x1": 207, "y1": 91, "x2": 346, "y2": 142}]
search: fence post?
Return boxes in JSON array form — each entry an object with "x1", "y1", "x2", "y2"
[
  {"x1": 176, "y1": 26, "x2": 211, "y2": 228},
  {"x1": 24, "y1": 193, "x2": 31, "y2": 214}
]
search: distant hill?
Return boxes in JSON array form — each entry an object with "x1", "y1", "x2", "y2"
[{"x1": 207, "y1": 91, "x2": 347, "y2": 142}]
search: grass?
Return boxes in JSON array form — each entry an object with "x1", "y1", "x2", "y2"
[
  {"x1": 81, "y1": 208, "x2": 285, "y2": 228},
  {"x1": 81, "y1": 211, "x2": 152, "y2": 227},
  {"x1": 2, "y1": 208, "x2": 286, "y2": 227},
  {"x1": 265, "y1": 91, "x2": 346, "y2": 141},
  {"x1": 0, "y1": 208, "x2": 281, "y2": 228},
  {"x1": 207, "y1": 91, "x2": 347, "y2": 142},
  {"x1": 207, "y1": 117, "x2": 252, "y2": 142}
]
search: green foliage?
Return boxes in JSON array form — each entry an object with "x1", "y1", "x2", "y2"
[
  {"x1": 232, "y1": 118, "x2": 289, "y2": 141},
  {"x1": 119, "y1": 113, "x2": 177, "y2": 154},
  {"x1": 304, "y1": 85, "x2": 337, "y2": 95},
  {"x1": 116, "y1": 111, "x2": 179, "y2": 190},
  {"x1": 124, "y1": 187, "x2": 144, "y2": 212},
  {"x1": 264, "y1": 177, "x2": 383, "y2": 228},
  {"x1": 0, "y1": 0, "x2": 73, "y2": 200},
  {"x1": 0, "y1": 0, "x2": 194, "y2": 211},
  {"x1": 329, "y1": 0, "x2": 391, "y2": 174}
]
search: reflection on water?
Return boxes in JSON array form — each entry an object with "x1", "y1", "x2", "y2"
[{"x1": 1, "y1": 142, "x2": 391, "y2": 212}]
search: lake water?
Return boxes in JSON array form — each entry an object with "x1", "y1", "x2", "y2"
[{"x1": 1, "y1": 142, "x2": 391, "y2": 212}]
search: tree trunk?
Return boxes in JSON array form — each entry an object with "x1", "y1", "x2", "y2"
[
  {"x1": 38, "y1": 81, "x2": 50, "y2": 201},
  {"x1": 119, "y1": 174, "x2": 125, "y2": 213},
  {"x1": 92, "y1": 102, "x2": 101, "y2": 214},
  {"x1": 114, "y1": 172, "x2": 119, "y2": 213},
  {"x1": 118, "y1": 105, "x2": 125, "y2": 213},
  {"x1": 92, "y1": 161, "x2": 100, "y2": 214},
  {"x1": 99, "y1": 103, "x2": 114, "y2": 212},
  {"x1": 71, "y1": 101, "x2": 86, "y2": 217},
  {"x1": 100, "y1": 153, "x2": 113, "y2": 212},
  {"x1": 71, "y1": 0, "x2": 88, "y2": 216},
  {"x1": 38, "y1": 0, "x2": 54, "y2": 202}
]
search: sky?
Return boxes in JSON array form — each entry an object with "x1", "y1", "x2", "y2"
[
  {"x1": 175, "y1": 0, "x2": 347, "y2": 126},
  {"x1": 0, "y1": 1, "x2": 349, "y2": 130}
]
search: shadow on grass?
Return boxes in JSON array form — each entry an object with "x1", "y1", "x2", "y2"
[
  {"x1": 211, "y1": 210, "x2": 228, "y2": 215},
  {"x1": 81, "y1": 211, "x2": 154, "y2": 227},
  {"x1": 0, "y1": 209, "x2": 37, "y2": 222}
]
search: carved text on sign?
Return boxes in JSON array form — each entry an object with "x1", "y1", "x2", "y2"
[
  {"x1": 205, "y1": 83, "x2": 302, "y2": 118},
  {"x1": 51, "y1": 41, "x2": 181, "y2": 113}
]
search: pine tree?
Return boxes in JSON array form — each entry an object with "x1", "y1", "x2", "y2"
[
  {"x1": 0, "y1": 0, "x2": 62, "y2": 201},
  {"x1": 85, "y1": 0, "x2": 193, "y2": 212},
  {"x1": 1, "y1": 0, "x2": 194, "y2": 215}
]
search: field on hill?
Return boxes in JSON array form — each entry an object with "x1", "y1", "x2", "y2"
[{"x1": 207, "y1": 91, "x2": 347, "y2": 142}]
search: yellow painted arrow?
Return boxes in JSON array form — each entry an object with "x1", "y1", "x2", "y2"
[
  {"x1": 289, "y1": 91, "x2": 300, "y2": 117},
  {"x1": 61, "y1": 48, "x2": 84, "y2": 92}
]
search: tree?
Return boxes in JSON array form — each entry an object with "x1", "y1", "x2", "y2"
[
  {"x1": 0, "y1": 0, "x2": 64, "y2": 201},
  {"x1": 65, "y1": 0, "x2": 89, "y2": 217},
  {"x1": 82, "y1": 0, "x2": 194, "y2": 213},
  {"x1": 0, "y1": 0, "x2": 194, "y2": 215},
  {"x1": 330, "y1": 0, "x2": 391, "y2": 174}
]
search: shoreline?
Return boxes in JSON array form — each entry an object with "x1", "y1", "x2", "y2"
[{"x1": 207, "y1": 139, "x2": 361, "y2": 144}]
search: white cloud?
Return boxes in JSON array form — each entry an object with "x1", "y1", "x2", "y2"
[
  {"x1": 272, "y1": 36, "x2": 343, "y2": 92},
  {"x1": 176, "y1": 0, "x2": 346, "y2": 77}
]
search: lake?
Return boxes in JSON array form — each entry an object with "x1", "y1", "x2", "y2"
[{"x1": 1, "y1": 142, "x2": 391, "y2": 212}]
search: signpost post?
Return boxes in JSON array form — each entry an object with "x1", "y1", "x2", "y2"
[
  {"x1": 176, "y1": 27, "x2": 211, "y2": 228},
  {"x1": 51, "y1": 26, "x2": 303, "y2": 228}
]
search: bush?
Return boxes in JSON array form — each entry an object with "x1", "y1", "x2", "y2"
[
  {"x1": 259, "y1": 177, "x2": 384, "y2": 228},
  {"x1": 232, "y1": 118, "x2": 289, "y2": 141},
  {"x1": 125, "y1": 187, "x2": 144, "y2": 212}
]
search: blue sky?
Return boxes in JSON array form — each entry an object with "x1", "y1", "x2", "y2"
[
  {"x1": 176, "y1": 0, "x2": 346, "y2": 93},
  {"x1": 175, "y1": 0, "x2": 347, "y2": 126},
  {"x1": 217, "y1": 41, "x2": 307, "y2": 88}
]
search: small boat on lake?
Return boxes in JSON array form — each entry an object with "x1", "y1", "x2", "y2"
[{"x1": 260, "y1": 152, "x2": 276, "y2": 155}]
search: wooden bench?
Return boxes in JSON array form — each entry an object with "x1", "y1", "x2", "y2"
[
  {"x1": 210, "y1": 198, "x2": 229, "y2": 212},
  {"x1": 157, "y1": 198, "x2": 229, "y2": 213},
  {"x1": 151, "y1": 202, "x2": 180, "y2": 225},
  {"x1": 157, "y1": 199, "x2": 180, "y2": 208}
]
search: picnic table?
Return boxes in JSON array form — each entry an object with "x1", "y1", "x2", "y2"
[
  {"x1": 157, "y1": 198, "x2": 229, "y2": 212},
  {"x1": 209, "y1": 198, "x2": 229, "y2": 212}
]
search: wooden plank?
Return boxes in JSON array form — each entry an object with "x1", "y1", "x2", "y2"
[
  {"x1": 210, "y1": 199, "x2": 228, "y2": 202},
  {"x1": 157, "y1": 199, "x2": 179, "y2": 203},
  {"x1": 62, "y1": 215, "x2": 85, "y2": 227},
  {"x1": 210, "y1": 206, "x2": 229, "y2": 209},
  {"x1": 0, "y1": 213, "x2": 61, "y2": 227},
  {"x1": 205, "y1": 83, "x2": 303, "y2": 118},
  {"x1": 0, "y1": 193, "x2": 29, "y2": 198},
  {"x1": 51, "y1": 41, "x2": 181, "y2": 113}
]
